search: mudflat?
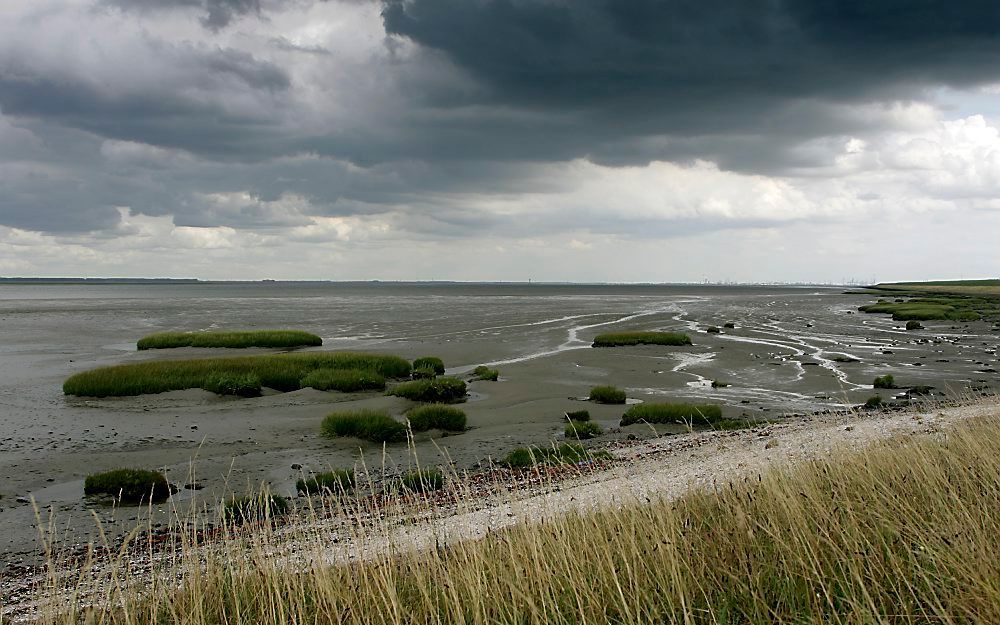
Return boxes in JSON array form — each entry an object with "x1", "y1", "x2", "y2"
[{"x1": 0, "y1": 282, "x2": 997, "y2": 564}]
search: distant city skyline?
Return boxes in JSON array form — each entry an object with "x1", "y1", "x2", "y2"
[{"x1": 2, "y1": 1, "x2": 1000, "y2": 282}]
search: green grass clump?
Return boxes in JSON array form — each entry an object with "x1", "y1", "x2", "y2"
[
  {"x1": 906, "y1": 320, "x2": 924, "y2": 330},
  {"x1": 320, "y1": 409, "x2": 408, "y2": 443},
  {"x1": 223, "y1": 494, "x2": 290, "y2": 525},
  {"x1": 63, "y1": 352, "x2": 411, "y2": 397},
  {"x1": 864, "y1": 395, "x2": 884, "y2": 409},
  {"x1": 406, "y1": 404, "x2": 467, "y2": 432},
  {"x1": 502, "y1": 443, "x2": 609, "y2": 469},
  {"x1": 83, "y1": 468, "x2": 172, "y2": 504},
  {"x1": 873, "y1": 374, "x2": 896, "y2": 389},
  {"x1": 705, "y1": 326, "x2": 721, "y2": 334},
  {"x1": 388, "y1": 377, "x2": 467, "y2": 403},
  {"x1": 411, "y1": 366, "x2": 438, "y2": 380},
  {"x1": 399, "y1": 468, "x2": 444, "y2": 493},
  {"x1": 565, "y1": 420, "x2": 602, "y2": 439},
  {"x1": 723, "y1": 321, "x2": 736, "y2": 329},
  {"x1": 201, "y1": 372, "x2": 262, "y2": 397},
  {"x1": 412, "y1": 357, "x2": 445, "y2": 375},
  {"x1": 592, "y1": 332, "x2": 692, "y2": 347},
  {"x1": 830, "y1": 355, "x2": 859, "y2": 363},
  {"x1": 137, "y1": 330, "x2": 322, "y2": 350},
  {"x1": 711, "y1": 380, "x2": 729, "y2": 388},
  {"x1": 299, "y1": 368, "x2": 385, "y2": 392},
  {"x1": 472, "y1": 365, "x2": 499, "y2": 381},
  {"x1": 620, "y1": 403, "x2": 724, "y2": 426},
  {"x1": 589, "y1": 385, "x2": 626, "y2": 404},
  {"x1": 859, "y1": 297, "x2": 988, "y2": 322},
  {"x1": 564, "y1": 410, "x2": 591, "y2": 422},
  {"x1": 296, "y1": 470, "x2": 355, "y2": 496}
]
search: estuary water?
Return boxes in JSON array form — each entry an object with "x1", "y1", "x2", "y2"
[{"x1": 0, "y1": 282, "x2": 997, "y2": 561}]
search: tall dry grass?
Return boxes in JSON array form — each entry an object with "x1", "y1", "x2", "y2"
[{"x1": 24, "y1": 415, "x2": 1000, "y2": 625}]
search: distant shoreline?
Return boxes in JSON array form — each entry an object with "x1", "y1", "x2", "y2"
[{"x1": 0, "y1": 277, "x2": 854, "y2": 287}]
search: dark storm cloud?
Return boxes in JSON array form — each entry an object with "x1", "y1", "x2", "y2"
[
  {"x1": 379, "y1": 0, "x2": 1000, "y2": 171},
  {"x1": 382, "y1": 0, "x2": 1000, "y2": 106}
]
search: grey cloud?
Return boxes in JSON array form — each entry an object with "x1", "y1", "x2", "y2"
[{"x1": 106, "y1": 0, "x2": 262, "y2": 30}]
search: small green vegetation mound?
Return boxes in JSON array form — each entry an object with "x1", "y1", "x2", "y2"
[
  {"x1": 320, "y1": 409, "x2": 408, "y2": 443},
  {"x1": 399, "y1": 468, "x2": 444, "y2": 493},
  {"x1": 592, "y1": 332, "x2": 692, "y2": 347},
  {"x1": 589, "y1": 385, "x2": 626, "y2": 404},
  {"x1": 873, "y1": 374, "x2": 896, "y2": 389},
  {"x1": 859, "y1": 298, "x2": 985, "y2": 322},
  {"x1": 621, "y1": 403, "x2": 724, "y2": 426},
  {"x1": 412, "y1": 357, "x2": 445, "y2": 376},
  {"x1": 472, "y1": 365, "x2": 499, "y2": 381},
  {"x1": 223, "y1": 494, "x2": 290, "y2": 525},
  {"x1": 84, "y1": 468, "x2": 172, "y2": 504},
  {"x1": 864, "y1": 395, "x2": 884, "y2": 409},
  {"x1": 711, "y1": 380, "x2": 729, "y2": 388},
  {"x1": 63, "y1": 352, "x2": 411, "y2": 397},
  {"x1": 411, "y1": 366, "x2": 438, "y2": 379},
  {"x1": 830, "y1": 355, "x2": 859, "y2": 363},
  {"x1": 389, "y1": 377, "x2": 467, "y2": 403},
  {"x1": 906, "y1": 320, "x2": 924, "y2": 330},
  {"x1": 406, "y1": 404, "x2": 467, "y2": 432},
  {"x1": 296, "y1": 470, "x2": 355, "y2": 496},
  {"x1": 300, "y1": 368, "x2": 385, "y2": 392},
  {"x1": 723, "y1": 322, "x2": 736, "y2": 329},
  {"x1": 137, "y1": 330, "x2": 322, "y2": 350},
  {"x1": 705, "y1": 326, "x2": 721, "y2": 334},
  {"x1": 564, "y1": 410, "x2": 591, "y2": 422},
  {"x1": 502, "y1": 443, "x2": 609, "y2": 469},
  {"x1": 565, "y1": 420, "x2": 603, "y2": 439},
  {"x1": 201, "y1": 372, "x2": 262, "y2": 397}
]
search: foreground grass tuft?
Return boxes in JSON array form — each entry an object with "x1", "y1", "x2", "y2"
[
  {"x1": 399, "y1": 468, "x2": 444, "y2": 493},
  {"x1": 388, "y1": 377, "x2": 467, "y2": 403},
  {"x1": 83, "y1": 468, "x2": 172, "y2": 504},
  {"x1": 588, "y1": 385, "x2": 626, "y2": 404},
  {"x1": 406, "y1": 404, "x2": 467, "y2": 432},
  {"x1": 621, "y1": 402, "x2": 724, "y2": 426},
  {"x1": 874, "y1": 374, "x2": 896, "y2": 389},
  {"x1": 63, "y1": 352, "x2": 411, "y2": 397},
  {"x1": 296, "y1": 470, "x2": 355, "y2": 496},
  {"x1": 137, "y1": 330, "x2": 322, "y2": 350},
  {"x1": 592, "y1": 331, "x2": 692, "y2": 347},
  {"x1": 320, "y1": 409, "x2": 408, "y2": 443},
  {"x1": 222, "y1": 494, "x2": 290, "y2": 525},
  {"x1": 564, "y1": 420, "x2": 602, "y2": 439},
  {"x1": 502, "y1": 443, "x2": 609, "y2": 469}
]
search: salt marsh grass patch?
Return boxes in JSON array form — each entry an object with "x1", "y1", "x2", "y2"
[
  {"x1": 592, "y1": 331, "x2": 692, "y2": 347},
  {"x1": 320, "y1": 409, "x2": 408, "y2": 444},
  {"x1": 388, "y1": 377, "x2": 467, "y2": 403},
  {"x1": 137, "y1": 330, "x2": 322, "y2": 350},
  {"x1": 405, "y1": 404, "x2": 467, "y2": 432},
  {"x1": 63, "y1": 352, "x2": 410, "y2": 397},
  {"x1": 588, "y1": 385, "x2": 626, "y2": 404}
]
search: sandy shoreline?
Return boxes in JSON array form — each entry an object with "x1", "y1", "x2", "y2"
[{"x1": 4, "y1": 395, "x2": 998, "y2": 621}]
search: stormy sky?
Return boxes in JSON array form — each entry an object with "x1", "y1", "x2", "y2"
[{"x1": 1, "y1": 0, "x2": 999, "y2": 282}]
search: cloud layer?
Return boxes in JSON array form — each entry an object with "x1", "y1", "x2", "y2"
[{"x1": 1, "y1": 0, "x2": 999, "y2": 281}]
